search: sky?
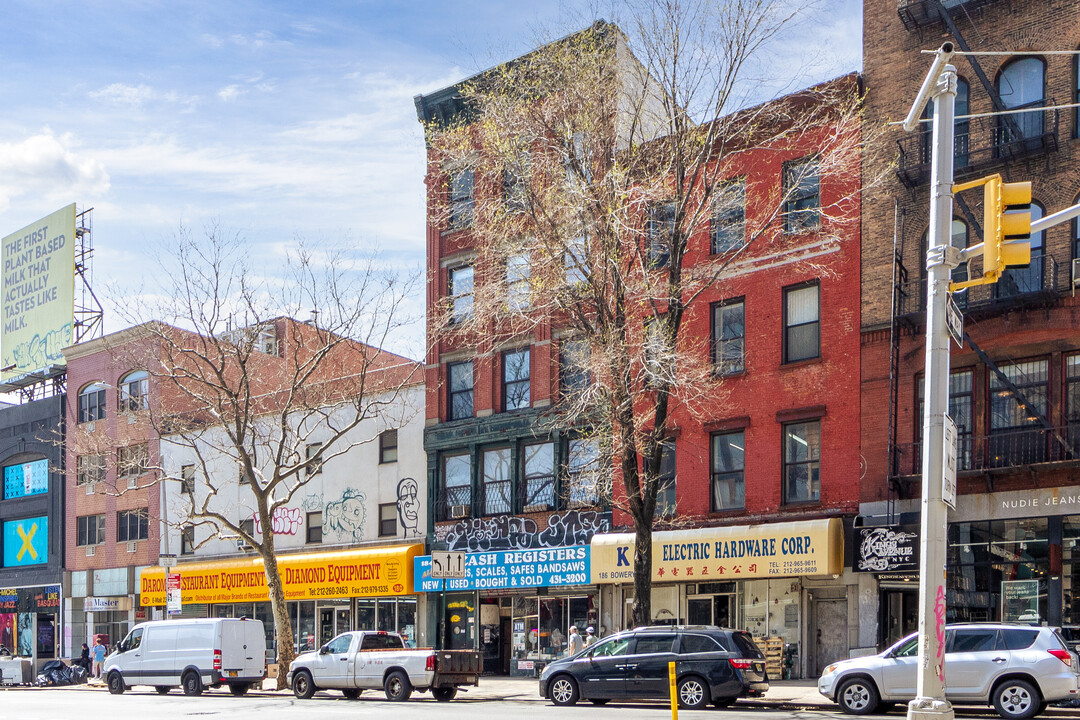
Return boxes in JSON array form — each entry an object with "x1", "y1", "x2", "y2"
[{"x1": 0, "y1": 0, "x2": 862, "y2": 359}]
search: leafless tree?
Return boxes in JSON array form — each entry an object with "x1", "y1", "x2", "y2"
[{"x1": 425, "y1": 3, "x2": 872, "y2": 626}]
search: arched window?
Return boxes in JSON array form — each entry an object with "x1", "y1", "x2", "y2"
[
  {"x1": 78, "y1": 382, "x2": 107, "y2": 424},
  {"x1": 922, "y1": 78, "x2": 970, "y2": 168},
  {"x1": 996, "y1": 57, "x2": 1045, "y2": 144},
  {"x1": 999, "y1": 200, "x2": 1045, "y2": 298},
  {"x1": 119, "y1": 370, "x2": 149, "y2": 412}
]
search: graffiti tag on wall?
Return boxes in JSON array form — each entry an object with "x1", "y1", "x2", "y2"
[
  {"x1": 436, "y1": 510, "x2": 611, "y2": 551},
  {"x1": 252, "y1": 507, "x2": 302, "y2": 536},
  {"x1": 324, "y1": 488, "x2": 366, "y2": 542}
]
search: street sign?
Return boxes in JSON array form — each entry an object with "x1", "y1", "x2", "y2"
[
  {"x1": 429, "y1": 551, "x2": 466, "y2": 579},
  {"x1": 946, "y1": 294, "x2": 964, "y2": 347},
  {"x1": 943, "y1": 413, "x2": 957, "y2": 510},
  {"x1": 166, "y1": 573, "x2": 182, "y2": 616},
  {"x1": 159, "y1": 553, "x2": 177, "y2": 569}
]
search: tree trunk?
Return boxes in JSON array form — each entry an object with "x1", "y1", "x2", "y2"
[
  {"x1": 262, "y1": 551, "x2": 295, "y2": 690},
  {"x1": 631, "y1": 518, "x2": 653, "y2": 628}
]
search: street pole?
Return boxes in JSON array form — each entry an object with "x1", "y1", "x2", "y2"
[{"x1": 904, "y1": 44, "x2": 957, "y2": 720}]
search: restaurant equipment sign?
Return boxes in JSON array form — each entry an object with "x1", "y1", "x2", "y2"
[{"x1": 856, "y1": 526, "x2": 919, "y2": 573}]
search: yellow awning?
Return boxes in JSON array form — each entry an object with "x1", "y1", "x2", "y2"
[
  {"x1": 140, "y1": 544, "x2": 423, "y2": 606},
  {"x1": 590, "y1": 518, "x2": 843, "y2": 584}
]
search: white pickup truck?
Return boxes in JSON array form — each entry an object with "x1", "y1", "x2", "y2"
[{"x1": 287, "y1": 630, "x2": 480, "y2": 702}]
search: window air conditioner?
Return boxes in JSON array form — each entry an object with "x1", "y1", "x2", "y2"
[
  {"x1": 85, "y1": 545, "x2": 96, "y2": 557},
  {"x1": 127, "y1": 541, "x2": 138, "y2": 554},
  {"x1": 450, "y1": 504, "x2": 469, "y2": 519},
  {"x1": 262, "y1": 340, "x2": 279, "y2": 356},
  {"x1": 237, "y1": 538, "x2": 252, "y2": 552},
  {"x1": 686, "y1": 584, "x2": 698, "y2": 595},
  {"x1": 126, "y1": 477, "x2": 138, "y2": 490},
  {"x1": 1072, "y1": 258, "x2": 1080, "y2": 288},
  {"x1": 85, "y1": 482, "x2": 95, "y2": 495}
]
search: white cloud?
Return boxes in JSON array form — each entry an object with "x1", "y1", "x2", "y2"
[
  {"x1": 217, "y1": 84, "x2": 245, "y2": 102},
  {"x1": 0, "y1": 131, "x2": 110, "y2": 216},
  {"x1": 89, "y1": 83, "x2": 200, "y2": 110}
]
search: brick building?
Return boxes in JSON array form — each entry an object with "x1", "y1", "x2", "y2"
[{"x1": 859, "y1": 0, "x2": 1080, "y2": 646}]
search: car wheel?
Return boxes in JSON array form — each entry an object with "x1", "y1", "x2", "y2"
[
  {"x1": 549, "y1": 675, "x2": 579, "y2": 706},
  {"x1": 384, "y1": 670, "x2": 412, "y2": 702},
  {"x1": 590, "y1": 699, "x2": 610, "y2": 705},
  {"x1": 107, "y1": 672, "x2": 125, "y2": 695},
  {"x1": 154, "y1": 686, "x2": 170, "y2": 695},
  {"x1": 837, "y1": 677, "x2": 880, "y2": 715},
  {"x1": 677, "y1": 675, "x2": 709, "y2": 710},
  {"x1": 292, "y1": 670, "x2": 317, "y2": 699},
  {"x1": 342, "y1": 688, "x2": 362, "y2": 700},
  {"x1": 714, "y1": 697, "x2": 737, "y2": 708},
  {"x1": 993, "y1": 679, "x2": 1041, "y2": 720},
  {"x1": 182, "y1": 671, "x2": 203, "y2": 697},
  {"x1": 432, "y1": 687, "x2": 457, "y2": 702},
  {"x1": 229, "y1": 683, "x2": 250, "y2": 696}
]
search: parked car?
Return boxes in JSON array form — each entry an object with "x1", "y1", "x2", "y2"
[
  {"x1": 104, "y1": 617, "x2": 266, "y2": 696},
  {"x1": 538, "y1": 625, "x2": 769, "y2": 709},
  {"x1": 287, "y1": 630, "x2": 480, "y2": 701},
  {"x1": 818, "y1": 623, "x2": 1080, "y2": 719}
]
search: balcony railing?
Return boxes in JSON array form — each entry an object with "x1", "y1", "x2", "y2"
[
  {"x1": 891, "y1": 424, "x2": 1080, "y2": 477},
  {"x1": 896, "y1": 104, "x2": 1059, "y2": 189},
  {"x1": 895, "y1": 254, "x2": 1059, "y2": 318},
  {"x1": 897, "y1": 0, "x2": 1003, "y2": 32},
  {"x1": 436, "y1": 484, "x2": 472, "y2": 521}
]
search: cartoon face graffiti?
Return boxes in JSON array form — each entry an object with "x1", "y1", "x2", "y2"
[
  {"x1": 396, "y1": 477, "x2": 419, "y2": 537},
  {"x1": 324, "y1": 488, "x2": 367, "y2": 542}
]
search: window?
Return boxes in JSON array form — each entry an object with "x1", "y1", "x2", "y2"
[
  {"x1": 506, "y1": 254, "x2": 530, "y2": 311},
  {"x1": 711, "y1": 299, "x2": 745, "y2": 375},
  {"x1": 327, "y1": 633, "x2": 353, "y2": 654},
  {"x1": 918, "y1": 369, "x2": 974, "y2": 471},
  {"x1": 711, "y1": 431, "x2": 745, "y2": 511},
  {"x1": 635, "y1": 634, "x2": 675, "y2": 654},
  {"x1": 181, "y1": 526, "x2": 195, "y2": 555},
  {"x1": 679, "y1": 634, "x2": 722, "y2": 654},
  {"x1": 447, "y1": 361, "x2": 474, "y2": 420},
  {"x1": 442, "y1": 453, "x2": 471, "y2": 519},
  {"x1": 76, "y1": 454, "x2": 106, "y2": 486},
  {"x1": 1073, "y1": 192, "x2": 1080, "y2": 262},
  {"x1": 998, "y1": 201, "x2": 1045, "y2": 298},
  {"x1": 76, "y1": 514, "x2": 105, "y2": 546},
  {"x1": 996, "y1": 57, "x2": 1045, "y2": 143},
  {"x1": 117, "y1": 509, "x2": 148, "y2": 542},
  {"x1": 590, "y1": 636, "x2": 632, "y2": 658},
  {"x1": 712, "y1": 179, "x2": 746, "y2": 254},
  {"x1": 306, "y1": 512, "x2": 322, "y2": 544},
  {"x1": 378, "y1": 503, "x2": 397, "y2": 537},
  {"x1": 782, "y1": 157, "x2": 821, "y2": 233},
  {"x1": 305, "y1": 442, "x2": 323, "y2": 476},
  {"x1": 559, "y1": 339, "x2": 590, "y2": 395},
  {"x1": 238, "y1": 460, "x2": 252, "y2": 485},
  {"x1": 379, "y1": 430, "x2": 398, "y2": 464},
  {"x1": 1001, "y1": 628, "x2": 1038, "y2": 650},
  {"x1": 1068, "y1": 356, "x2": 1080, "y2": 452},
  {"x1": 565, "y1": 234, "x2": 587, "y2": 284},
  {"x1": 119, "y1": 370, "x2": 149, "y2": 412},
  {"x1": 117, "y1": 443, "x2": 148, "y2": 477},
  {"x1": 180, "y1": 464, "x2": 195, "y2": 494},
  {"x1": 482, "y1": 447, "x2": 512, "y2": 515},
  {"x1": 1075, "y1": 48, "x2": 1080, "y2": 138},
  {"x1": 448, "y1": 265, "x2": 474, "y2": 323},
  {"x1": 503, "y1": 348, "x2": 530, "y2": 411},
  {"x1": 239, "y1": 518, "x2": 255, "y2": 549},
  {"x1": 78, "y1": 382, "x2": 107, "y2": 424},
  {"x1": 448, "y1": 169, "x2": 474, "y2": 229},
  {"x1": 949, "y1": 629, "x2": 998, "y2": 653},
  {"x1": 990, "y1": 359, "x2": 1049, "y2": 466},
  {"x1": 924, "y1": 78, "x2": 970, "y2": 168},
  {"x1": 652, "y1": 440, "x2": 676, "y2": 518},
  {"x1": 522, "y1": 442, "x2": 555, "y2": 512},
  {"x1": 503, "y1": 160, "x2": 528, "y2": 213},
  {"x1": 783, "y1": 282, "x2": 820, "y2": 363},
  {"x1": 783, "y1": 420, "x2": 821, "y2": 503},
  {"x1": 565, "y1": 131, "x2": 592, "y2": 184},
  {"x1": 644, "y1": 315, "x2": 672, "y2": 385},
  {"x1": 647, "y1": 203, "x2": 676, "y2": 268}
]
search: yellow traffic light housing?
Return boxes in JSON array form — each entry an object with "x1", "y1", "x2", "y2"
[{"x1": 950, "y1": 174, "x2": 1032, "y2": 290}]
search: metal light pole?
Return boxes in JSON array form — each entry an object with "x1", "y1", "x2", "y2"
[{"x1": 902, "y1": 43, "x2": 957, "y2": 720}]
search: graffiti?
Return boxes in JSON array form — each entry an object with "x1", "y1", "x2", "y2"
[
  {"x1": 934, "y1": 584, "x2": 946, "y2": 682},
  {"x1": 301, "y1": 494, "x2": 323, "y2": 512},
  {"x1": 396, "y1": 477, "x2": 420, "y2": 538},
  {"x1": 324, "y1": 488, "x2": 366, "y2": 542},
  {"x1": 436, "y1": 511, "x2": 611, "y2": 551},
  {"x1": 10, "y1": 324, "x2": 71, "y2": 375},
  {"x1": 253, "y1": 507, "x2": 302, "y2": 536}
]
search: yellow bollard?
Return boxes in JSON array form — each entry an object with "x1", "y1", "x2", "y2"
[{"x1": 669, "y1": 660, "x2": 679, "y2": 720}]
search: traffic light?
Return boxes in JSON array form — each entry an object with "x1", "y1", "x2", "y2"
[{"x1": 951, "y1": 174, "x2": 1031, "y2": 289}]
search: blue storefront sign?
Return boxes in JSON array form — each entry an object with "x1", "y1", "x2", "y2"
[
  {"x1": 414, "y1": 546, "x2": 590, "y2": 592},
  {"x1": 3, "y1": 459, "x2": 48, "y2": 500},
  {"x1": 3, "y1": 516, "x2": 48, "y2": 567}
]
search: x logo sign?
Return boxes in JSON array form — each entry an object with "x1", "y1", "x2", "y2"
[{"x1": 16, "y1": 523, "x2": 38, "y2": 562}]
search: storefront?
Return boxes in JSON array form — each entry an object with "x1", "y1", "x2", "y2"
[
  {"x1": 140, "y1": 544, "x2": 426, "y2": 658},
  {"x1": 590, "y1": 518, "x2": 849, "y2": 679},
  {"x1": 414, "y1": 545, "x2": 596, "y2": 676},
  {"x1": 0, "y1": 584, "x2": 61, "y2": 669}
]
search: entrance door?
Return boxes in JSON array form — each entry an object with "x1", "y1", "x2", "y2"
[
  {"x1": 318, "y1": 608, "x2": 335, "y2": 648},
  {"x1": 686, "y1": 594, "x2": 735, "y2": 627},
  {"x1": 811, "y1": 599, "x2": 847, "y2": 676},
  {"x1": 335, "y1": 608, "x2": 350, "y2": 636},
  {"x1": 882, "y1": 590, "x2": 918, "y2": 647},
  {"x1": 687, "y1": 598, "x2": 711, "y2": 625},
  {"x1": 713, "y1": 594, "x2": 733, "y2": 627}
]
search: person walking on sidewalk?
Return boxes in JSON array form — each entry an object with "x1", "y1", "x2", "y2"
[
  {"x1": 568, "y1": 626, "x2": 583, "y2": 656},
  {"x1": 584, "y1": 626, "x2": 596, "y2": 648},
  {"x1": 92, "y1": 638, "x2": 106, "y2": 678}
]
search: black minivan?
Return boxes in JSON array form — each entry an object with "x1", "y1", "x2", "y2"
[{"x1": 538, "y1": 625, "x2": 769, "y2": 709}]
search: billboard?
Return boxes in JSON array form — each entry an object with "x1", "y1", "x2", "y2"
[
  {"x1": 1, "y1": 204, "x2": 76, "y2": 381},
  {"x1": 2, "y1": 516, "x2": 48, "y2": 567},
  {"x1": 3, "y1": 459, "x2": 49, "y2": 500}
]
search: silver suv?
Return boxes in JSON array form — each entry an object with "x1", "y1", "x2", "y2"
[{"x1": 818, "y1": 624, "x2": 1080, "y2": 720}]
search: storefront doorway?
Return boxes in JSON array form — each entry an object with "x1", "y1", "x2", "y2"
[
  {"x1": 687, "y1": 582, "x2": 736, "y2": 626},
  {"x1": 318, "y1": 603, "x2": 351, "y2": 647},
  {"x1": 810, "y1": 597, "x2": 847, "y2": 677},
  {"x1": 880, "y1": 588, "x2": 918, "y2": 648}
]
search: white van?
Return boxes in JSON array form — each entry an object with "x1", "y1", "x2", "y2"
[{"x1": 103, "y1": 618, "x2": 266, "y2": 696}]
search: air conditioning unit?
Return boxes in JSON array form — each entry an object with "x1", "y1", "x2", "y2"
[
  {"x1": 237, "y1": 538, "x2": 253, "y2": 552},
  {"x1": 450, "y1": 504, "x2": 469, "y2": 519},
  {"x1": 85, "y1": 482, "x2": 95, "y2": 495},
  {"x1": 85, "y1": 545, "x2": 96, "y2": 557},
  {"x1": 127, "y1": 413, "x2": 137, "y2": 425},
  {"x1": 686, "y1": 584, "x2": 698, "y2": 596},
  {"x1": 127, "y1": 541, "x2": 138, "y2": 554},
  {"x1": 126, "y1": 477, "x2": 138, "y2": 490},
  {"x1": 262, "y1": 339, "x2": 279, "y2": 356}
]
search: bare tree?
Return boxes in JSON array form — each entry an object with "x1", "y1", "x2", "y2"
[
  {"x1": 425, "y1": 5, "x2": 869, "y2": 626},
  {"x1": 115, "y1": 227, "x2": 419, "y2": 686}
]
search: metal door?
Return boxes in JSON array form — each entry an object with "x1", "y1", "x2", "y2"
[{"x1": 812, "y1": 599, "x2": 847, "y2": 676}]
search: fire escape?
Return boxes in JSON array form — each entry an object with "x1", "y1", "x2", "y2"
[{"x1": 886, "y1": 0, "x2": 1073, "y2": 501}]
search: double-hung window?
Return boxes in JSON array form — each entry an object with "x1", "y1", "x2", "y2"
[
  {"x1": 379, "y1": 430, "x2": 398, "y2": 464},
  {"x1": 712, "y1": 179, "x2": 745, "y2": 253},
  {"x1": 782, "y1": 157, "x2": 821, "y2": 233},
  {"x1": 76, "y1": 514, "x2": 105, "y2": 546},
  {"x1": 522, "y1": 442, "x2": 555, "y2": 512},
  {"x1": 990, "y1": 359, "x2": 1049, "y2": 466},
  {"x1": 783, "y1": 421, "x2": 820, "y2": 503},
  {"x1": 647, "y1": 203, "x2": 675, "y2": 268},
  {"x1": 560, "y1": 339, "x2": 590, "y2": 395},
  {"x1": 503, "y1": 349, "x2": 530, "y2": 411},
  {"x1": 442, "y1": 453, "x2": 471, "y2": 519},
  {"x1": 566, "y1": 437, "x2": 601, "y2": 507},
  {"x1": 119, "y1": 370, "x2": 149, "y2": 411},
  {"x1": 118, "y1": 443, "x2": 148, "y2": 478},
  {"x1": 652, "y1": 440, "x2": 676, "y2": 518},
  {"x1": 482, "y1": 448, "x2": 511, "y2": 515},
  {"x1": 506, "y1": 254, "x2": 530, "y2": 311},
  {"x1": 117, "y1": 509, "x2": 148, "y2": 542},
  {"x1": 448, "y1": 169, "x2": 474, "y2": 229},
  {"x1": 566, "y1": 234, "x2": 587, "y2": 284},
  {"x1": 78, "y1": 383, "x2": 107, "y2": 423},
  {"x1": 712, "y1": 299, "x2": 745, "y2": 375},
  {"x1": 711, "y1": 431, "x2": 745, "y2": 511},
  {"x1": 77, "y1": 454, "x2": 106, "y2": 486},
  {"x1": 448, "y1": 361, "x2": 474, "y2": 420},
  {"x1": 783, "y1": 282, "x2": 820, "y2": 363},
  {"x1": 448, "y1": 265, "x2": 474, "y2": 323}
]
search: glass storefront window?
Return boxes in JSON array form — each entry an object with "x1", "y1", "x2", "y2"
[
  {"x1": 539, "y1": 598, "x2": 568, "y2": 660},
  {"x1": 948, "y1": 519, "x2": 1049, "y2": 624},
  {"x1": 378, "y1": 600, "x2": 396, "y2": 632},
  {"x1": 397, "y1": 599, "x2": 417, "y2": 648},
  {"x1": 512, "y1": 596, "x2": 538, "y2": 663},
  {"x1": 356, "y1": 599, "x2": 376, "y2": 630},
  {"x1": 297, "y1": 601, "x2": 316, "y2": 652}
]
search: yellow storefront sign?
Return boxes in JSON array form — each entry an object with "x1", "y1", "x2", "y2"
[
  {"x1": 590, "y1": 519, "x2": 843, "y2": 584},
  {"x1": 140, "y1": 544, "x2": 422, "y2": 606}
]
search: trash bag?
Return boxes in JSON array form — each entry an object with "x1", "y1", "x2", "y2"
[
  {"x1": 35, "y1": 659, "x2": 75, "y2": 686},
  {"x1": 71, "y1": 664, "x2": 89, "y2": 683}
]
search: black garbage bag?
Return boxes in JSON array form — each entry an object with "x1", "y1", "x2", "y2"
[
  {"x1": 71, "y1": 664, "x2": 89, "y2": 683},
  {"x1": 36, "y1": 659, "x2": 74, "y2": 686}
]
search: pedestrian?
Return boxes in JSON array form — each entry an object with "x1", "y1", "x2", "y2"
[
  {"x1": 584, "y1": 626, "x2": 597, "y2": 648},
  {"x1": 92, "y1": 637, "x2": 106, "y2": 678},
  {"x1": 75, "y1": 643, "x2": 91, "y2": 672},
  {"x1": 568, "y1": 625, "x2": 583, "y2": 656}
]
